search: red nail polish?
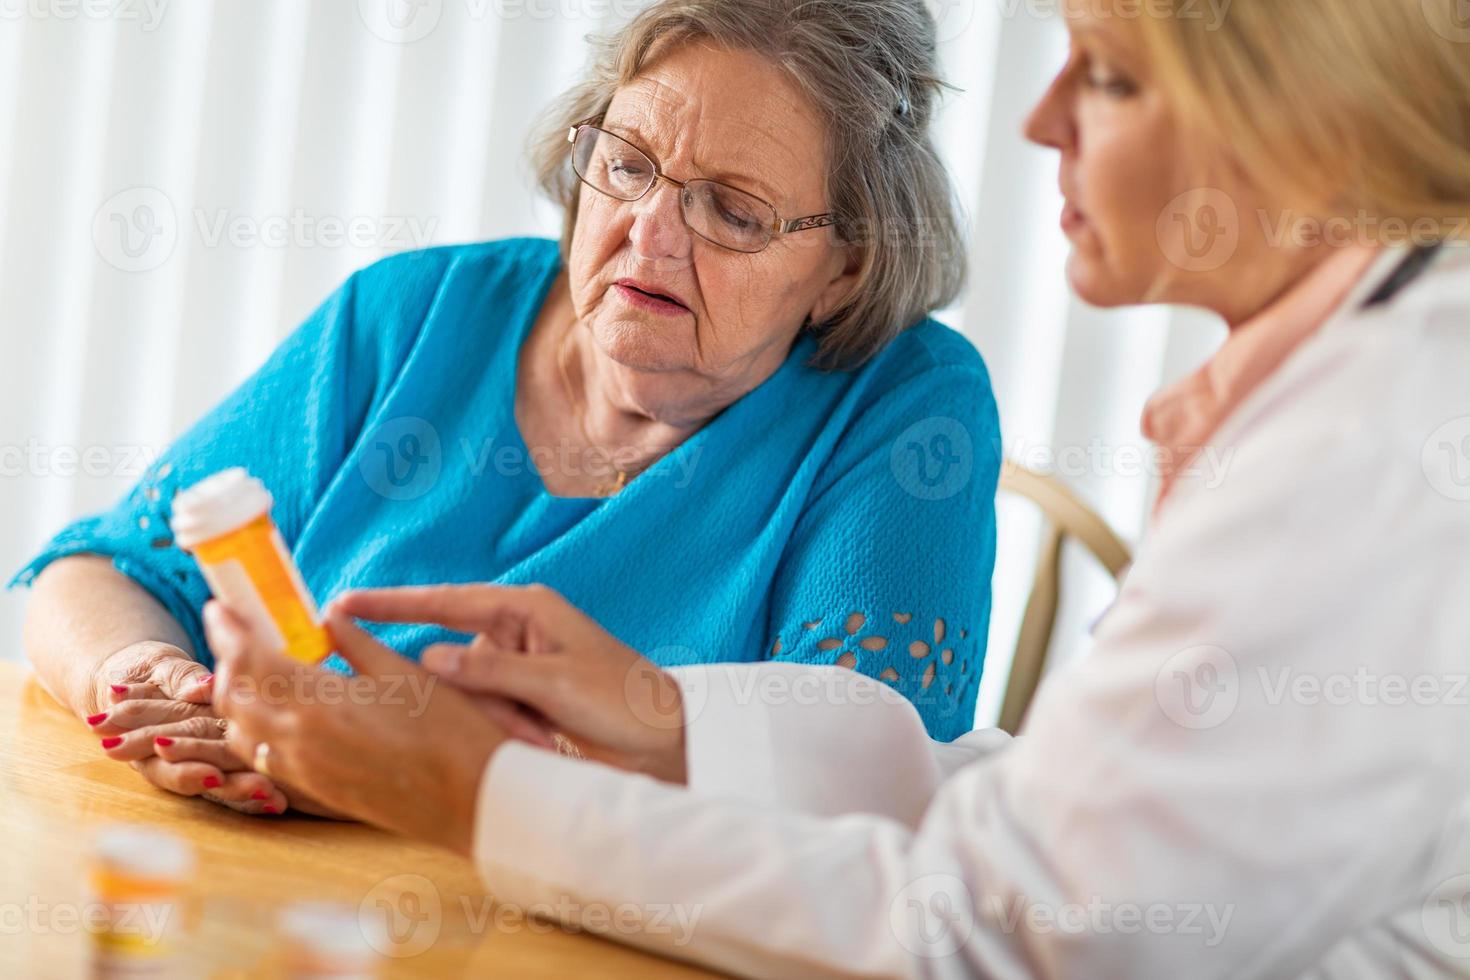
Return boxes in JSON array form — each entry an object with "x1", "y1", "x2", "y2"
[
  {"x1": 154, "y1": 737, "x2": 174, "y2": 747},
  {"x1": 250, "y1": 790, "x2": 269, "y2": 801},
  {"x1": 202, "y1": 775, "x2": 222, "y2": 789},
  {"x1": 262, "y1": 804, "x2": 280, "y2": 814},
  {"x1": 197, "y1": 673, "x2": 214, "y2": 684},
  {"x1": 86, "y1": 713, "x2": 108, "y2": 726},
  {"x1": 110, "y1": 685, "x2": 128, "y2": 695},
  {"x1": 100, "y1": 736, "x2": 123, "y2": 749}
]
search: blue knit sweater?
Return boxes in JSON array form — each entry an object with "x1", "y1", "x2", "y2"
[{"x1": 11, "y1": 238, "x2": 1000, "y2": 739}]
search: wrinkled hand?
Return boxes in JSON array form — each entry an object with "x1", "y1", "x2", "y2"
[
  {"x1": 91, "y1": 640, "x2": 212, "y2": 717},
  {"x1": 205, "y1": 600, "x2": 505, "y2": 853},
  {"x1": 336, "y1": 584, "x2": 687, "y2": 784},
  {"x1": 90, "y1": 641, "x2": 286, "y2": 815}
]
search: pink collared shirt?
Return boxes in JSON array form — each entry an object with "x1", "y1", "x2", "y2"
[{"x1": 1142, "y1": 246, "x2": 1381, "y2": 508}]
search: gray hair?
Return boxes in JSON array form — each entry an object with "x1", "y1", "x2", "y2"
[{"x1": 529, "y1": 0, "x2": 967, "y2": 370}]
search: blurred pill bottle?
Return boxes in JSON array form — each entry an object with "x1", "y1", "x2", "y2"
[
  {"x1": 88, "y1": 824, "x2": 194, "y2": 964},
  {"x1": 274, "y1": 902, "x2": 382, "y2": 979}
]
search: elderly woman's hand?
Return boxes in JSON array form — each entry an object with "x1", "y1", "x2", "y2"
[
  {"x1": 204, "y1": 600, "x2": 506, "y2": 854},
  {"x1": 335, "y1": 585, "x2": 688, "y2": 785},
  {"x1": 90, "y1": 640, "x2": 288, "y2": 815}
]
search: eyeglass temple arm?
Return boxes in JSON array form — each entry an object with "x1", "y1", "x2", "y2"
[{"x1": 778, "y1": 214, "x2": 837, "y2": 235}]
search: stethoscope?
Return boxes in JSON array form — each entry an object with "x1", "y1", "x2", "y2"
[{"x1": 1362, "y1": 242, "x2": 1446, "y2": 308}]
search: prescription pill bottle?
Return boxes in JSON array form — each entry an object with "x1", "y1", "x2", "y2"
[
  {"x1": 274, "y1": 901, "x2": 383, "y2": 979},
  {"x1": 88, "y1": 824, "x2": 194, "y2": 962},
  {"x1": 171, "y1": 468, "x2": 332, "y2": 666}
]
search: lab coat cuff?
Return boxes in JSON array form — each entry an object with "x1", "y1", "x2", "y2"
[{"x1": 668, "y1": 665, "x2": 777, "y2": 803}]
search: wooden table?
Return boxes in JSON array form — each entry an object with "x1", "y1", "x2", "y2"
[{"x1": 0, "y1": 661, "x2": 717, "y2": 978}]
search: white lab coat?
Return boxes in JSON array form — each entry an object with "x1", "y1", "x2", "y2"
[{"x1": 473, "y1": 244, "x2": 1470, "y2": 979}]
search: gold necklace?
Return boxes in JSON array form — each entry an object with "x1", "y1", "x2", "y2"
[{"x1": 556, "y1": 321, "x2": 630, "y2": 497}]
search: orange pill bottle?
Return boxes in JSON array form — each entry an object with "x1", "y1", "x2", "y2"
[
  {"x1": 171, "y1": 468, "x2": 331, "y2": 665},
  {"x1": 274, "y1": 901, "x2": 383, "y2": 978},
  {"x1": 88, "y1": 824, "x2": 194, "y2": 962}
]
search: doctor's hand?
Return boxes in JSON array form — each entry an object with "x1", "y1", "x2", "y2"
[
  {"x1": 334, "y1": 584, "x2": 688, "y2": 785},
  {"x1": 205, "y1": 600, "x2": 506, "y2": 854}
]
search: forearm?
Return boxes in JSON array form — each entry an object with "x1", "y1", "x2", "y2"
[
  {"x1": 22, "y1": 555, "x2": 196, "y2": 716},
  {"x1": 667, "y1": 663, "x2": 997, "y2": 825},
  {"x1": 478, "y1": 743, "x2": 947, "y2": 980}
]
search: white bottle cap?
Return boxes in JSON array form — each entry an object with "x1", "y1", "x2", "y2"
[
  {"x1": 276, "y1": 901, "x2": 382, "y2": 976},
  {"x1": 170, "y1": 468, "x2": 274, "y2": 550},
  {"x1": 92, "y1": 824, "x2": 195, "y2": 883}
]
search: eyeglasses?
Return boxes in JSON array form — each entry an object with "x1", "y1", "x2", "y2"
[{"x1": 567, "y1": 121, "x2": 836, "y2": 254}]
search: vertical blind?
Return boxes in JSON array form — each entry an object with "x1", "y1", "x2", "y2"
[{"x1": 0, "y1": 0, "x2": 1223, "y2": 727}]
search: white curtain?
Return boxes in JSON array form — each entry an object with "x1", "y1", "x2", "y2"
[{"x1": 0, "y1": 0, "x2": 1222, "y2": 727}]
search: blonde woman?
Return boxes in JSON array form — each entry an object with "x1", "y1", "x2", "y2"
[{"x1": 207, "y1": 0, "x2": 1470, "y2": 975}]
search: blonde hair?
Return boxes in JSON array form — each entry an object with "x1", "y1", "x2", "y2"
[
  {"x1": 528, "y1": 0, "x2": 966, "y2": 370},
  {"x1": 1136, "y1": 0, "x2": 1470, "y2": 240}
]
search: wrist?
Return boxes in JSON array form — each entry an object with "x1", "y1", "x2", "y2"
[
  {"x1": 442, "y1": 725, "x2": 504, "y2": 857},
  {"x1": 645, "y1": 725, "x2": 687, "y2": 785},
  {"x1": 638, "y1": 671, "x2": 688, "y2": 785}
]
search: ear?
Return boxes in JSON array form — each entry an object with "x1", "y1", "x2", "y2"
[{"x1": 808, "y1": 244, "x2": 863, "y2": 326}]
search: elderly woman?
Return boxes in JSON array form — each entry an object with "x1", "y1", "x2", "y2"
[
  {"x1": 14, "y1": 0, "x2": 998, "y2": 814},
  {"x1": 204, "y1": 0, "x2": 1470, "y2": 975}
]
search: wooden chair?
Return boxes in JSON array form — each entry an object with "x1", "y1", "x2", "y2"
[{"x1": 995, "y1": 461, "x2": 1133, "y2": 734}]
